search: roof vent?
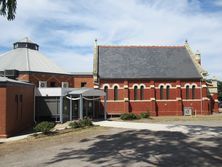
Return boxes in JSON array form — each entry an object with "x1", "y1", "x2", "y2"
[
  {"x1": 4, "y1": 69, "x2": 19, "y2": 79},
  {"x1": 13, "y1": 37, "x2": 39, "y2": 50}
]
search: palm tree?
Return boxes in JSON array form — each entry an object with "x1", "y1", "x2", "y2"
[{"x1": 0, "y1": 0, "x2": 17, "y2": 20}]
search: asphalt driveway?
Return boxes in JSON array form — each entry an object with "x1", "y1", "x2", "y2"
[{"x1": 0, "y1": 124, "x2": 222, "y2": 167}]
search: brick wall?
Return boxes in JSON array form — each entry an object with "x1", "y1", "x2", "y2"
[
  {"x1": 18, "y1": 72, "x2": 94, "y2": 89},
  {"x1": 0, "y1": 83, "x2": 34, "y2": 138},
  {"x1": 73, "y1": 75, "x2": 93, "y2": 88},
  {"x1": 100, "y1": 79, "x2": 212, "y2": 116},
  {"x1": 0, "y1": 88, "x2": 7, "y2": 137},
  {"x1": 18, "y1": 73, "x2": 74, "y2": 88}
]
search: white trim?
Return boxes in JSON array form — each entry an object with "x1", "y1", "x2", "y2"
[
  {"x1": 165, "y1": 83, "x2": 172, "y2": 88},
  {"x1": 202, "y1": 97, "x2": 209, "y2": 100},
  {"x1": 124, "y1": 98, "x2": 129, "y2": 101},
  {"x1": 158, "y1": 84, "x2": 165, "y2": 88},
  {"x1": 150, "y1": 85, "x2": 155, "y2": 88},
  {"x1": 156, "y1": 99, "x2": 178, "y2": 102},
  {"x1": 101, "y1": 84, "x2": 110, "y2": 89},
  {"x1": 132, "y1": 84, "x2": 140, "y2": 88},
  {"x1": 191, "y1": 83, "x2": 198, "y2": 87},
  {"x1": 112, "y1": 84, "x2": 120, "y2": 89},
  {"x1": 94, "y1": 85, "x2": 99, "y2": 88},
  {"x1": 184, "y1": 83, "x2": 191, "y2": 88},
  {"x1": 101, "y1": 100, "x2": 125, "y2": 102},
  {"x1": 124, "y1": 85, "x2": 128, "y2": 89},
  {"x1": 140, "y1": 84, "x2": 146, "y2": 88},
  {"x1": 130, "y1": 100, "x2": 151, "y2": 102},
  {"x1": 182, "y1": 99, "x2": 202, "y2": 102}
]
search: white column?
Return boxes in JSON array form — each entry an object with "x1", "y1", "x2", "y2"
[
  {"x1": 104, "y1": 95, "x2": 107, "y2": 120},
  {"x1": 69, "y1": 95, "x2": 72, "y2": 121},
  {"x1": 59, "y1": 96, "x2": 63, "y2": 123},
  {"x1": 79, "y1": 94, "x2": 83, "y2": 119}
]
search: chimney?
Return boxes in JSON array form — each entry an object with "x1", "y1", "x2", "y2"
[{"x1": 194, "y1": 50, "x2": 201, "y2": 65}]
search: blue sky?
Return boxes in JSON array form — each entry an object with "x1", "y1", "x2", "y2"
[{"x1": 0, "y1": 0, "x2": 222, "y2": 79}]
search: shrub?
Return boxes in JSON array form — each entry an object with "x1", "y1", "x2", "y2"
[
  {"x1": 140, "y1": 112, "x2": 150, "y2": 118},
  {"x1": 120, "y1": 113, "x2": 140, "y2": 120},
  {"x1": 69, "y1": 117, "x2": 93, "y2": 129},
  {"x1": 33, "y1": 121, "x2": 55, "y2": 134},
  {"x1": 69, "y1": 121, "x2": 81, "y2": 128},
  {"x1": 79, "y1": 117, "x2": 93, "y2": 127}
]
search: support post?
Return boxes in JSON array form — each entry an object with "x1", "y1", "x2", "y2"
[
  {"x1": 69, "y1": 95, "x2": 72, "y2": 121},
  {"x1": 104, "y1": 95, "x2": 107, "y2": 120},
  {"x1": 79, "y1": 94, "x2": 83, "y2": 120},
  {"x1": 59, "y1": 96, "x2": 63, "y2": 123}
]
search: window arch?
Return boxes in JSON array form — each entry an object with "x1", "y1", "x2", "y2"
[
  {"x1": 114, "y1": 86, "x2": 118, "y2": 101},
  {"x1": 160, "y1": 85, "x2": 164, "y2": 100},
  {"x1": 104, "y1": 86, "x2": 108, "y2": 100},
  {"x1": 166, "y1": 85, "x2": 170, "y2": 100},
  {"x1": 140, "y1": 86, "x2": 144, "y2": 100},
  {"x1": 134, "y1": 86, "x2": 138, "y2": 100},
  {"x1": 186, "y1": 85, "x2": 189, "y2": 99},
  {"x1": 192, "y1": 85, "x2": 195, "y2": 99},
  {"x1": 102, "y1": 84, "x2": 110, "y2": 89}
]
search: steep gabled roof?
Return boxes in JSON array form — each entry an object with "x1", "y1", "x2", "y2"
[
  {"x1": 0, "y1": 38, "x2": 67, "y2": 74},
  {"x1": 97, "y1": 45, "x2": 202, "y2": 79}
]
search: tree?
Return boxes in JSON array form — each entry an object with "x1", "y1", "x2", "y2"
[
  {"x1": 218, "y1": 81, "x2": 222, "y2": 101},
  {"x1": 0, "y1": 0, "x2": 17, "y2": 20}
]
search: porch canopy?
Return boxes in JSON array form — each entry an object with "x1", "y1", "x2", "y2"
[
  {"x1": 68, "y1": 88, "x2": 106, "y2": 97},
  {"x1": 66, "y1": 88, "x2": 107, "y2": 122}
]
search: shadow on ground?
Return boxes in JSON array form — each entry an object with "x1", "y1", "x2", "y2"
[{"x1": 45, "y1": 126, "x2": 222, "y2": 167}]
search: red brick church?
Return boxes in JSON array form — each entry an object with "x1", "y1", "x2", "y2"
[
  {"x1": 0, "y1": 38, "x2": 219, "y2": 137},
  {"x1": 93, "y1": 41, "x2": 219, "y2": 116}
]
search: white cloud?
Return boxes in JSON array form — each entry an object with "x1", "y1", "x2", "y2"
[
  {"x1": 214, "y1": 0, "x2": 222, "y2": 7},
  {"x1": 51, "y1": 52, "x2": 93, "y2": 72},
  {"x1": 0, "y1": 0, "x2": 222, "y2": 79}
]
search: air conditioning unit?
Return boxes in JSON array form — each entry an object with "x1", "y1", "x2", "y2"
[
  {"x1": 39, "y1": 81, "x2": 47, "y2": 88},
  {"x1": 183, "y1": 107, "x2": 192, "y2": 116},
  {"x1": 62, "y1": 82, "x2": 69, "y2": 88}
]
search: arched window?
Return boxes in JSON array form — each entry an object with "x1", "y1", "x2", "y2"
[
  {"x1": 186, "y1": 85, "x2": 189, "y2": 99},
  {"x1": 104, "y1": 86, "x2": 108, "y2": 100},
  {"x1": 192, "y1": 85, "x2": 195, "y2": 99},
  {"x1": 114, "y1": 86, "x2": 118, "y2": 101},
  {"x1": 140, "y1": 86, "x2": 144, "y2": 100},
  {"x1": 134, "y1": 86, "x2": 138, "y2": 100},
  {"x1": 166, "y1": 85, "x2": 170, "y2": 100},
  {"x1": 160, "y1": 85, "x2": 164, "y2": 100}
]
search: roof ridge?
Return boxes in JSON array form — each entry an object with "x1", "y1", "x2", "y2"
[{"x1": 98, "y1": 45, "x2": 185, "y2": 48}]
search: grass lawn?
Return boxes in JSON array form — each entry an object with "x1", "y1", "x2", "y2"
[
  {"x1": 0, "y1": 126, "x2": 108, "y2": 154},
  {"x1": 110, "y1": 114, "x2": 222, "y2": 123}
]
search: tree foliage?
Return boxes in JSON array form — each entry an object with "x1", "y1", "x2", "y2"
[
  {"x1": 0, "y1": 0, "x2": 17, "y2": 20},
  {"x1": 218, "y1": 81, "x2": 222, "y2": 101}
]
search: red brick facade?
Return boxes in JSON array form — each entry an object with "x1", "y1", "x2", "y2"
[
  {"x1": 18, "y1": 72, "x2": 74, "y2": 88},
  {"x1": 73, "y1": 75, "x2": 93, "y2": 88},
  {"x1": 18, "y1": 72, "x2": 93, "y2": 88},
  {"x1": 99, "y1": 79, "x2": 216, "y2": 116},
  {"x1": 0, "y1": 83, "x2": 35, "y2": 138}
]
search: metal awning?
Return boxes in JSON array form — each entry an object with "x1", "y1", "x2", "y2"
[
  {"x1": 66, "y1": 88, "x2": 107, "y2": 121},
  {"x1": 68, "y1": 88, "x2": 106, "y2": 97}
]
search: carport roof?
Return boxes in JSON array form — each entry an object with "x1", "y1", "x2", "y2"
[{"x1": 68, "y1": 88, "x2": 105, "y2": 97}]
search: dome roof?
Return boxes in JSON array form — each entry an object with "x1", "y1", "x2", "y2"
[{"x1": 0, "y1": 38, "x2": 67, "y2": 74}]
